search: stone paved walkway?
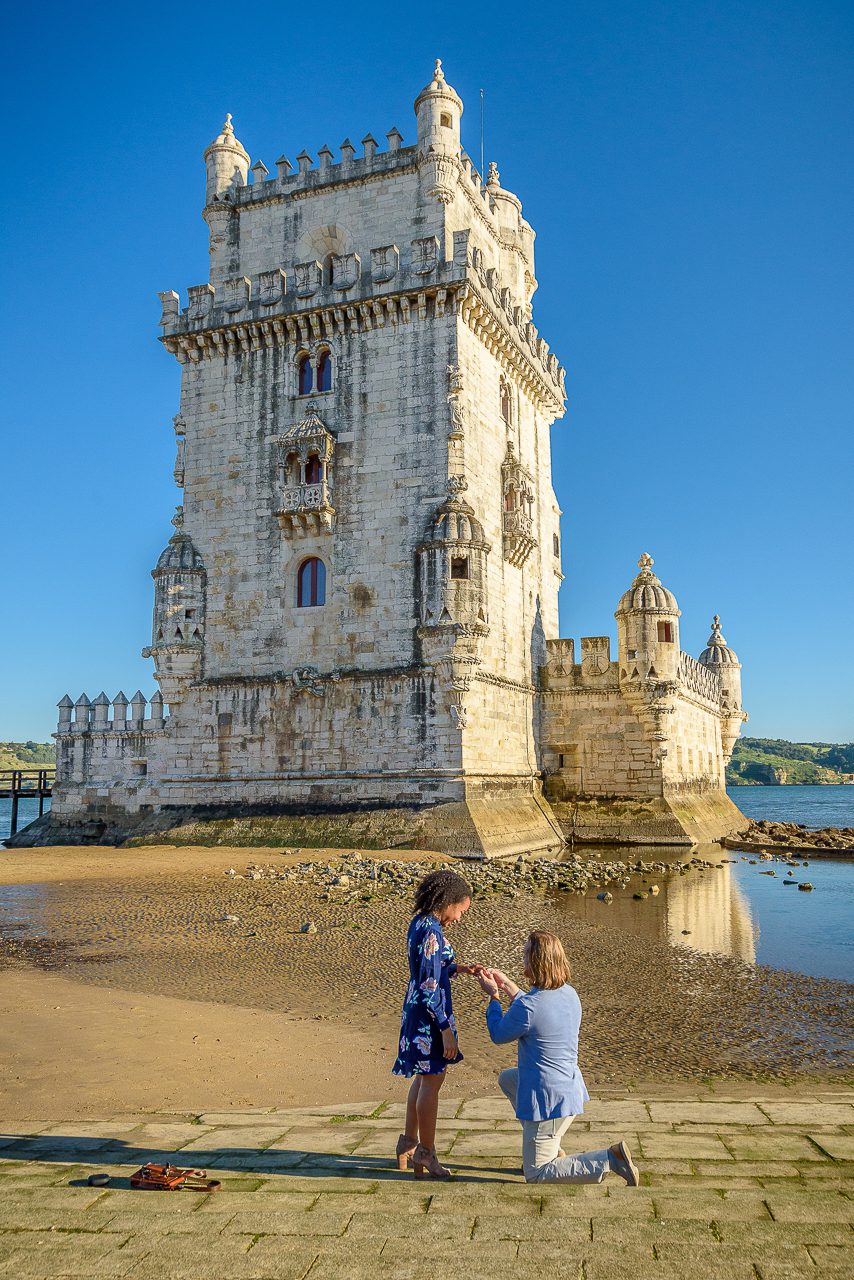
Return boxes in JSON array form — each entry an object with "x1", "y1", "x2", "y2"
[{"x1": 0, "y1": 1085, "x2": 852, "y2": 1278}]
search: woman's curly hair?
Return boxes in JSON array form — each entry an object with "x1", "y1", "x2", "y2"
[{"x1": 413, "y1": 868, "x2": 472, "y2": 918}]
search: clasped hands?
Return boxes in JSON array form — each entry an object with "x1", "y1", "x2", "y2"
[{"x1": 456, "y1": 963, "x2": 518, "y2": 1000}]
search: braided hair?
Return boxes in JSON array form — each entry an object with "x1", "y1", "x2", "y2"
[{"x1": 413, "y1": 868, "x2": 473, "y2": 919}]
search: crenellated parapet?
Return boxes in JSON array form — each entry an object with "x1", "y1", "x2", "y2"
[
  {"x1": 56, "y1": 690, "x2": 167, "y2": 737},
  {"x1": 158, "y1": 237, "x2": 565, "y2": 412}
]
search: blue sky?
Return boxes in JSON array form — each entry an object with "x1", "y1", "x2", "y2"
[{"x1": 1, "y1": 0, "x2": 852, "y2": 743}]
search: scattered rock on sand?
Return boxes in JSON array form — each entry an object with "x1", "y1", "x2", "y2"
[{"x1": 301, "y1": 921, "x2": 318, "y2": 933}]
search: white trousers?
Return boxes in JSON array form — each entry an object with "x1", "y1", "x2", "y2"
[{"x1": 498, "y1": 1068, "x2": 611, "y2": 1184}]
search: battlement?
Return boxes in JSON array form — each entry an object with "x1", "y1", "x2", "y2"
[
  {"x1": 215, "y1": 129, "x2": 507, "y2": 225},
  {"x1": 55, "y1": 691, "x2": 168, "y2": 737},
  {"x1": 234, "y1": 133, "x2": 420, "y2": 203},
  {"x1": 158, "y1": 230, "x2": 565, "y2": 410},
  {"x1": 676, "y1": 652, "x2": 722, "y2": 707}
]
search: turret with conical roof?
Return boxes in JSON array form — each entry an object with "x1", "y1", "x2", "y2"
[
  {"x1": 615, "y1": 553, "x2": 681, "y2": 682},
  {"x1": 143, "y1": 510, "x2": 207, "y2": 704},
  {"x1": 203, "y1": 115, "x2": 250, "y2": 283},
  {"x1": 204, "y1": 114, "x2": 250, "y2": 204},
  {"x1": 414, "y1": 59, "x2": 463, "y2": 203},
  {"x1": 699, "y1": 615, "x2": 746, "y2": 761}
]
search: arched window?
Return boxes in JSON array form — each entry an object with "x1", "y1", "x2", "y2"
[
  {"x1": 305, "y1": 455, "x2": 322, "y2": 485},
  {"x1": 297, "y1": 353, "x2": 313, "y2": 395},
  {"x1": 297, "y1": 557, "x2": 326, "y2": 607},
  {"x1": 317, "y1": 350, "x2": 332, "y2": 393},
  {"x1": 500, "y1": 379, "x2": 512, "y2": 425}
]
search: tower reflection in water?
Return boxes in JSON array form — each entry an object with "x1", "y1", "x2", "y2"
[{"x1": 554, "y1": 848, "x2": 757, "y2": 965}]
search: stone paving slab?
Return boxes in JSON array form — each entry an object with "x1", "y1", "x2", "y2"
[{"x1": 0, "y1": 1088, "x2": 851, "y2": 1278}]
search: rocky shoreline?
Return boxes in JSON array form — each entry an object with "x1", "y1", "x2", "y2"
[
  {"x1": 225, "y1": 845, "x2": 716, "y2": 922},
  {"x1": 723, "y1": 819, "x2": 854, "y2": 856}
]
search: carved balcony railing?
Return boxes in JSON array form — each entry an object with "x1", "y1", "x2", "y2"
[
  {"x1": 502, "y1": 507, "x2": 536, "y2": 567},
  {"x1": 677, "y1": 652, "x2": 721, "y2": 705},
  {"x1": 275, "y1": 481, "x2": 335, "y2": 536}
]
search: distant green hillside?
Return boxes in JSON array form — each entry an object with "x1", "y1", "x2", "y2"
[
  {"x1": 727, "y1": 738, "x2": 854, "y2": 786},
  {"x1": 0, "y1": 741, "x2": 56, "y2": 772}
]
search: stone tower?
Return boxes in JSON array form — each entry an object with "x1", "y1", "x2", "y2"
[
  {"x1": 34, "y1": 64, "x2": 748, "y2": 855},
  {"x1": 44, "y1": 62, "x2": 568, "y2": 856}
]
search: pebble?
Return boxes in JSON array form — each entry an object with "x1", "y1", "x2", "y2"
[{"x1": 301, "y1": 921, "x2": 318, "y2": 933}]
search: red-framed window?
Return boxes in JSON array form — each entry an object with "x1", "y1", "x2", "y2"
[
  {"x1": 297, "y1": 557, "x2": 326, "y2": 607},
  {"x1": 317, "y1": 350, "x2": 332, "y2": 392},
  {"x1": 297, "y1": 353, "x2": 313, "y2": 395}
]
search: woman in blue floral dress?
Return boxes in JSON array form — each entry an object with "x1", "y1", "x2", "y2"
[{"x1": 392, "y1": 869, "x2": 479, "y2": 1179}]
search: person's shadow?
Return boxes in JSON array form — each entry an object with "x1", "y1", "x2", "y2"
[{"x1": 1, "y1": 1133, "x2": 512, "y2": 1187}]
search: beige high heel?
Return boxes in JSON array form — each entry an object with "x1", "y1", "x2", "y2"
[
  {"x1": 395, "y1": 1133, "x2": 418, "y2": 1171},
  {"x1": 413, "y1": 1143, "x2": 452, "y2": 1180}
]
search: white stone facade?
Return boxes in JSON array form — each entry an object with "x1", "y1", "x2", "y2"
[{"x1": 45, "y1": 64, "x2": 747, "y2": 854}]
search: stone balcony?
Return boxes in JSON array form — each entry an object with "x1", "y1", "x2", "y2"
[
  {"x1": 274, "y1": 480, "x2": 335, "y2": 536},
  {"x1": 503, "y1": 507, "x2": 537, "y2": 567}
]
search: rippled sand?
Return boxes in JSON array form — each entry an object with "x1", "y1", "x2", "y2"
[{"x1": 1, "y1": 845, "x2": 851, "y2": 1117}]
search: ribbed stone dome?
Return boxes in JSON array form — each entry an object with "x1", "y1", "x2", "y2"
[
  {"x1": 415, "y1": 58, "x2": 463, "y2": 111},
  {"x1": 206, "y1": 113, "x2": 249, "y2": 157},
  {"x1": 616, "y1": 553, "x2": 679, "y2": 615},
  {"x1": 154, "y1": 532, "x2": 206, "y2": 574},
  {"x1": 699, "y1": 616, "x2": 739, "y2": 668},
  {"x1": 424, "y1": 496, "x2": 488, "y2": 547}
]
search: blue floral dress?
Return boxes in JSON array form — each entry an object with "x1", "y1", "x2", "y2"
[{"x1": 392, "y1": 913, "x2": 463, "y2": 1077}]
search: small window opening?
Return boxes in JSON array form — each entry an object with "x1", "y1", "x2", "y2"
[
  {"x1": 504, "y1": 486, "x2": 516, "y2": 512},
  {"x1": 297, "y1": 353, "x2": 313, "y2": 395},
  {"x1": 627, "y1": 648, "x2": 637, "y2": 659},
  {"x1": 657, "y1": 620, "x2": 674, "y2": 643},
  {"x1": 440, "y1": 112, "x2": 452, "y2": 128},
  {"x1": 500, "y1": 378, "x2": 512, "y2": 425},
  {"x1": 553, "y1": 532, "x2": 560, "y2": 557},
  {"x1": 317, "y1": 350, "x2": 332, "y2": 392},
  {"x1": 305, "y1": 455, "x2": 322, "y2": 485},
  {"x1": 558, "y1": 753, "x2": 565, "y2": 769},
  {"x1": 297, "y1": 556, "x2": 326, "y2": 607},
  {"x1": 325, "y1": 254, "x2": 335, "y2": 286},
  {"x1": 450, "y1": 556, "x2": 469, "y2": 580},
  {"x1": 185, "y1": 608, "x2": 196, "y2": 619}
]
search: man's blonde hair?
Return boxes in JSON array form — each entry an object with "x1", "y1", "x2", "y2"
[{"x1": 525, "y1": 931, "x2": 571, "y2": 990}]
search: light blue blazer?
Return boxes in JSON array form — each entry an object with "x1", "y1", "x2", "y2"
[{"x1": 486, "y1": 984, "x2": 590, "y2": 1122}]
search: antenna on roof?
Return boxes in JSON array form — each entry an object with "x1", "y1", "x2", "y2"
[{"x1": 480, "y1": 88, "x2": 485, "y2": 183}]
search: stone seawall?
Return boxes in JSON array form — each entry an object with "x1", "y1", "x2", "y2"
[{"x1": 549, "y1": 789, "x2": 749, "y2": 846}]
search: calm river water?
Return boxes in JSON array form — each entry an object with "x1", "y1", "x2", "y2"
[{"x1": 2, "y1": 786, "x2": 852, "y2": 982}]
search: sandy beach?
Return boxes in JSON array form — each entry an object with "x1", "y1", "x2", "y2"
[{"x1": 1, "y1": 844, "x2": 851, "y2": 1121}]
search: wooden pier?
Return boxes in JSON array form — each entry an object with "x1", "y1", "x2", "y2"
[{"x1": 0, "y1": 769, "x2": 55, "y2": 837}]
